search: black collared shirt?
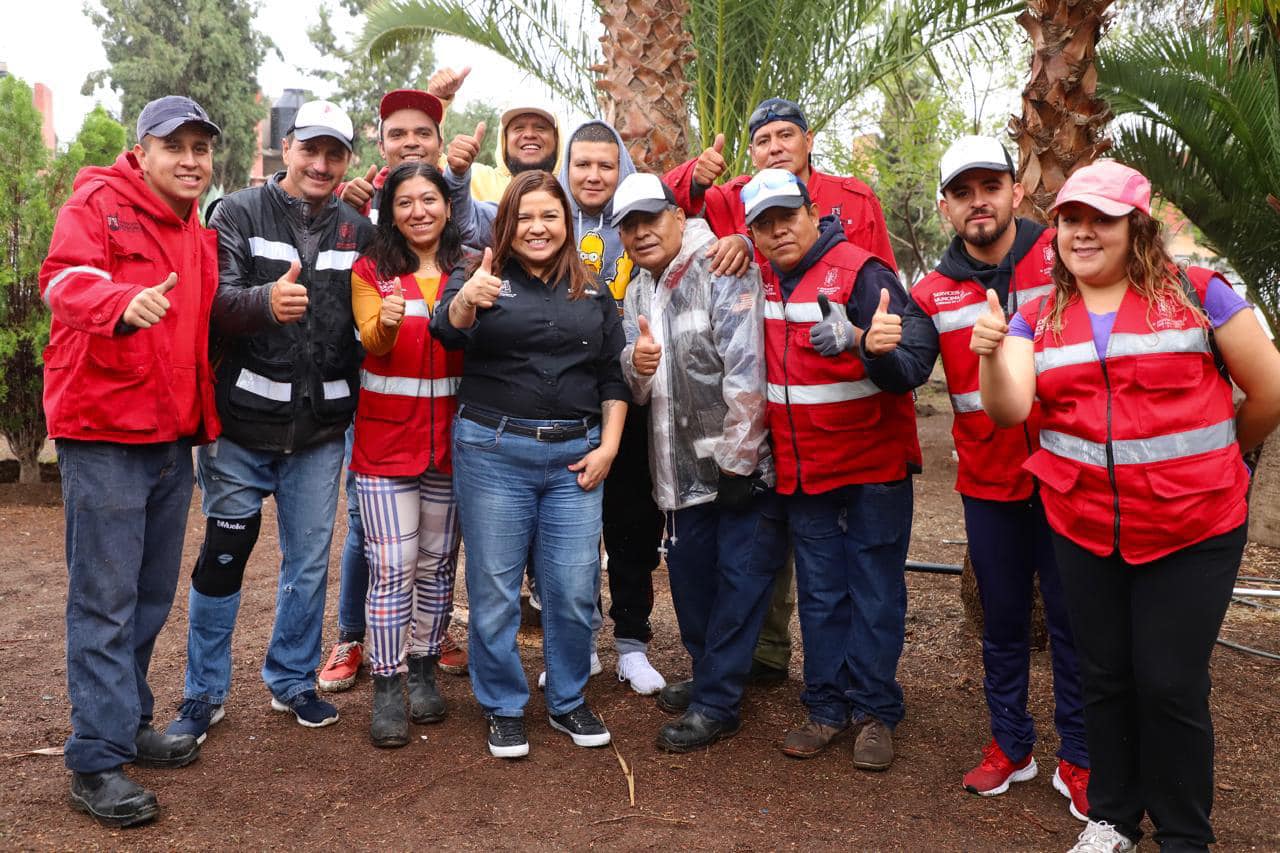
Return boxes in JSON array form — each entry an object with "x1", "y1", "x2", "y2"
[{"x1": 431, "y1": 259, "x2": 630, "y2": 419}]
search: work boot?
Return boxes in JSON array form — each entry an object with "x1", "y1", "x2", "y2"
[
  {"x1": 780, "y1": 719, "x2": 848, "y2": 759},
  {"x1": 68, "y1": 768, "x2": 159, "y2": 828},
  {"x1": 656, "y1": 678, "x2": 692, "y2": 714},
  {"x1": 406, "y1": 654, "x2": 446, "y2": 724},
  {"x1": 133, "y1": 723, "x2": 200, "y2": 769},
  {"x1": 852, "y1": 718, "x2": 894, "y2": 771},
  {"x1": 656, "y1": 711, "x2": 741, "y2": 753},
  {"x1": 369, "y1": 674, "x2": 409, "y2": 748}
]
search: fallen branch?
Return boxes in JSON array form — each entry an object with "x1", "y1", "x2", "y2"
[
  {"x1": 590, "y1": 813, "x2": 695, "y2": 827},
  {"x1": 2, "y1": 746, "x2": 63, "y2": 760},
  {"x1": 601, "y1": 714, "x2": 636, "y2": 806}
]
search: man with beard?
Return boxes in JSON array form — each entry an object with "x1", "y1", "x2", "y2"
[{"x1": 857, "y1": 136, "x2": 1089, "y2": 819}]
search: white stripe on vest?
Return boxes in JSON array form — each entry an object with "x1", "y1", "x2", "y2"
[
  {"x1": 1015, "y1": 285, "x2": 1053, "y2": 307},
  {"x1": 248, "y1": 237, "x2": 300, "y2": 264},
  {"x1": 322, "y1": 379, "x2": 352, "y2": 400},
  {"x1": 1036, "y1": 328, "x2": 1210, "y2": 374},
  {"x1": 950, "y1": 390, "x2": 984, "y2": 414},
  {"x1": 1040, "y1": 418, "x2": 1236, "y2": 468},
  {"x1": 235, "y1": 368, "x2": 292, "y2": 402},
  {"x1": 767, "y1": 379, "x2": 880, "y2": 406},
  {"x1": 932, "y1": 301, "x2": 985, "y2": 334},
  {"x1": 764, "y1": 301, "x2": 849, "y2": 323},
  {"x1": 360, "y1": 370, "x2": 460, "y2": 399},
  {"x1": 316, "y1": 250, "x2": 358, "y2": 272}
]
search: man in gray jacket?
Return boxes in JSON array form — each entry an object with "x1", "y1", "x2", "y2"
[{"x1": 615, "y1": 173, "x2": 786, "y2": 752}]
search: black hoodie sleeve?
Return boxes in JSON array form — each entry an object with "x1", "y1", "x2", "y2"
[{"x1": 847, "y1": 261, "x2": 939, "y2": 394}]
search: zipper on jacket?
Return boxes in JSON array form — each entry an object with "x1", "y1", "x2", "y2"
[{"x1": 1100, "y1": 358, "x2": 1121, "y2": 551}]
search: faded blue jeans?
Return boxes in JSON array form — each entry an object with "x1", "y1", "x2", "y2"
[
  {"x1": 59, "y1": 439, "x2": 194, "y2": 773},
  {"x1": 451, "y1": 410, "x2": 601, "y2": 718},
  {"x1": 182, "y1": 435, "x2": 344, "y2": 705}
]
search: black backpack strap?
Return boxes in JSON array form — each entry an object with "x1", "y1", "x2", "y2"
[{"x1": 1177, "y1": 268, "x2": 1230, "y2": 382}]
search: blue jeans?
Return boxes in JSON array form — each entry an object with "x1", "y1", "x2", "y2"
[
  {"x1": 788, "y1": 478, "x2": 913, "y2": 728},
  {"x1": 183, "y1": 434, "x2": 344, "y2": 704},
  {"x1": 58, "y1": 439, "x2": 194, "y2": 773},
  {"x1": 665, "y1": 494, "x2": 787, "y2": 722},
  {"x1": 338, "y1": 425, "x2": 368, "y2": 640},
  {"x1": 963, "y1": 493, "x2": 1086, "y2": 767},
  {"x1": 452, "y1": 411, "x2": 601, "y2": 718}
]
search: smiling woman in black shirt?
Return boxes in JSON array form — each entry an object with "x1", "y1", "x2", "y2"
[{"x1": 431, "y1": 170, "x2": 629, "y2": 759}]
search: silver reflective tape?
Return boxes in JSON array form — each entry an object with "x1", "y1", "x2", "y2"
[
  {"x1": 1108, "y1": 328, "x2": 1210, "y2": 359},
  {"x1": 1041, "y1": 418, "x2": 1237, "y2": 467},
  {"x1": 235, "y1": 368, "x2": 292, "y2": 402},
  {"x1": 671, "y1": 309, "x2": 711, "y2": 338},
  {"x1": 44, "y1": 265, "x2": 112, "y2": 302},
  {"x1": 1035, "y1": 341, "x2": 1098, "y2": 374},
  {"x1": 764, "y1": 300, "x2": 848, "y2": 323},
  {"x1": 767, "y1": 379, "x2": 880, "y2": 405},
  {"x1": 950, "y1": 390, "x2": 984, "y2": 413},
  {"x1": 1015, "y1": 285, "x2": 1053, "y2": 307},
  {"x1": 403, "y1": 299, "x2": 429, "y2": 318},
  {"x1": 316, "y1": 250, "x2": 358, "y2": 272},
  {"x1": 322, "y1": 379, "x2": 352, "y2": 400},
  {"x1": 248, "y1": 237, "x2": 300, "y2": 263},
  {"x1": 369, "y1": 209, "x2": 379, "y2": 225},
  {"x1": 932, "y1": 301, "x2": 985, "y2": 334},
  {"x1": 360, "y1": 370, "x2": 460, "y2": 398}
]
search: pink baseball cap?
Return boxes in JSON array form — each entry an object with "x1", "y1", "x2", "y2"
[{"x1": 1050, "y1": 160, "x2": 1152, "y2": 217}]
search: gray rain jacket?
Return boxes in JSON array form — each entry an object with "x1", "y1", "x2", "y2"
[{"x1": 621, "y1": 219, "x2": 773, "y2": 511}]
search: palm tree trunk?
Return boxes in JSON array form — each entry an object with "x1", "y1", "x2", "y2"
[
  {"x1": 1010, "y1": 0, "x2": 1117, "y2": 222},
  {"x1": 592, "y1": 0, "x2": 694, "y2": 173}
]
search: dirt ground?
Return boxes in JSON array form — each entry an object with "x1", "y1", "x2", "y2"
[{"x1": 1, "y1": 391, "x2": 1278, "y2": 851}]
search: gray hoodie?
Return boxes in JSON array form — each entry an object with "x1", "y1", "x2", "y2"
[{"x1": 557, "y1": 120, "x2": 637, "y2": 303}]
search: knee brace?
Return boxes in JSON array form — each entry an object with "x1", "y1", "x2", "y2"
[{"x1": 191, "y1": 513, "x2": 262, "y2": 597}]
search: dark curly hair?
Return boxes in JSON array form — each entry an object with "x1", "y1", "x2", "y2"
[{"x1": 365, "y1": 162, "x2": 463, "y2": 280}]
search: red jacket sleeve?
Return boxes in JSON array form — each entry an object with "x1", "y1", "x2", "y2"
[
  {"x1": 39, "y1": 190, "x2": 144, "y2": 336},
  {"x1": 662, "y1": 157, "x2": 705, "y2": 218},
  {"x1": 861, "y1": 190, "x2": 898, "y2": 274}
]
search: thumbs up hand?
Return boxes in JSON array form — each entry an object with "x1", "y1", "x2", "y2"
[
  {"x1": 863, "y1": 287, "x2": 902, "y2": 356},
  {"x1": 631, "y1": 314, "x2": 663, "y2": 376},
  {"x1": 693, "y1": 132, "x2": 728, "y2": 188},
  {"x1": 809, "y1": 293, "x2": 858, "y2": 357},
  {"x1": 970, "y1": 288, "x2": 1009, "y2": 357},
  {"x1": 447, "y1": 121, "x2": 486, "y2": 175},
  {"x1": 271, "y1": 260, "x2": 309, "y2": 324},
  {"x1": 428, "y1": 65, "x2": 472, "y2": 100},
  {"x1": 122, "y1": 272, "x2": 178, "y2": 329},
  {"x1": 458, "y1": 247, "x2": 502, "y2": 311},
  {"x1": 340, "y1": 164, "x2": 379, "y2": 211},
  {"x1": 380, "y1": 279, "x2": 407, "y2": 329}
]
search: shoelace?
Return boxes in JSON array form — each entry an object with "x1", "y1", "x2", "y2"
[
  {"x1": 491, "y1": 716, "x2": 524, "y2": 740},
  {"x1": 181, "y1": 699, "x2": 214, "y2": 720},
  {"x1": 1073, "y1": 821, "x2": 1126, "y2": 853},
  {"x1": 565, "y1": 706, "x2": 601, "y2": 730},
  {"x1": 328, "y1": 642, "x2": 357, "y2": 666},
  {"x1": 979, "y1": 740, "x2": 1011, "y2": 770}
]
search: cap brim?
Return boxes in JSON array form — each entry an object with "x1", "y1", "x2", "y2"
[
  {"x1": 501, "y1": 107, "x2": 557, "y2": 130},
  {"x1": 744, "y1": 195, "x2": 805, "y2": 225},
  {"x1": 146, "y1": 117, "x2": 222, "y2": 139},
  {"x1": 611, "y1": 197, "x2": 671, "y2": 228},
  {"x1": 1050, "y1": 192, "x2": 1134, "y2": 217},
  {"x1": 939, "y1": 161, "x2": 1013, "y2": 191},
  {"x1": 292, "y1": 125, "x2": 353, "y2": 150}
]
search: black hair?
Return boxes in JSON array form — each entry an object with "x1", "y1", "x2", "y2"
[
  {"x1": 365, "y1": 162, "x2": 463, "y2": 280},
  {"x1": 569, "y1": 122, "x2": 619, "y2": 150}
]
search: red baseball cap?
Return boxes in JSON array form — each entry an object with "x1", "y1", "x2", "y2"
[
  {"x1": 379, "y1": 89, "x2": 444, "y2": 126},
  {"x1": 1050, "y1": 160, "x2": 1152, "y2": 217}
]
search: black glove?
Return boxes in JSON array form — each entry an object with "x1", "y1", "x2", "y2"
[{"x1": 715, "y1": 470, "x2": 762, "y2": 510}]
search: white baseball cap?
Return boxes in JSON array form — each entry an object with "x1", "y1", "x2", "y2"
[
  {"x1": 742, "y1": 168, "x2": 811, "y2": 225},
  {"x1": 611, "y1": 173, "x2": 677, "y2": 227},
  {"x1": 289, "y1": 100, "x2": 354, "y2": 151},
  {"x1": 939, "y1": 135, "x2": 1015, "y2": 192}
]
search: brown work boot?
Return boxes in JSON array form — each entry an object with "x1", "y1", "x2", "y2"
[
  {"x1": 780, "y1": 719, "x2": 848, "y2": 759},
  {"x1": 852, "y1": 718, "x2": 894, "y2": 771}
]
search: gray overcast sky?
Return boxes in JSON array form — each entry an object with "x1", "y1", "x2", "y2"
[{"x1": 2, "y1": 0, "x2": 576, "y2": 145}]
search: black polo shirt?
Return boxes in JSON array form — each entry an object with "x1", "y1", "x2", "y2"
[{"x1": 432, "y1": 259, "x2": 630, "y2": 420}]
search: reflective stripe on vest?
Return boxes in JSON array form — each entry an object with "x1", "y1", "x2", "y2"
[
  {"x1": 764, "y1": 301, "x2": 849, "y2": 323},
  {"x1": 1040, "y1": 417, "x2": 1236, "y2": 467},
  {"x1": 1036, "y1": 327, "x2": 1210, "y2": 374},
  {"x1": 403, "y1": 299, "x2": 430, "y2": 319},
  {"x1": 322, "y1": 379, "x2": 352, "y2": 400},
  {"x1": 932, "y1": 301, "x2": 985, "y2": 334},
  {"x1": 249, "y1": 237, "x2": 300, "y2": 264},
  {"x1": 360, "y1": 370, "x2": 460, "y2": 399},
  {"x1": 316, "y1": 250, "x2": 358, "y2": 271},
  {"x1": 235, "y1": 368, "x2": 291, "y2": 402},
  {"x1": 44, "y1": 265, "x2": 112, "y2": 303},
  {"x1": 767, "y1": 379, "x2": 880, "y2": 405},
  {"x1": 950, "y1": 390, "x2": 983, "y2": 413},
  {"x1": 1016, "y1": 284, "x2": 1053, "y2": 307}
]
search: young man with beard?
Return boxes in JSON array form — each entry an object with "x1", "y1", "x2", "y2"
[
  {"x1": 862, "y1": 136, "x2": 1089, "y2": 819},
  {"x1": 745, "y1": 169, "x2": 922, "y2": 771},
  {"x1": 41, "y1": 96, "x2": 222, "y2": 827},
  {"x1": 613, "y1": 173, "x2": 785, "y2": 751},
  {"x1": 166, "y1": 101, "x2": 374, "y2": 741}
]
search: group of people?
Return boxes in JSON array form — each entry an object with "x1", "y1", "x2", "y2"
[{"x1": 40, "y1": 64, "x2": 1280, "y2": 853}]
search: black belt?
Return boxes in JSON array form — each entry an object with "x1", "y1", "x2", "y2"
[{"x1": 459, "y1": 407, "x2": 598, "y2": 442}]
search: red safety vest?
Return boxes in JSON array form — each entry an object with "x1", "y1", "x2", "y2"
[
  {"x1": 911, "y1": 229, "x2": 1057, "y2": 500},
  {"x1": 764, "y1": 241, "x2": 921, "y2": 494},
  {"x1": 1018, "y1": 266, "x2": 1249, "y2": 563},
  {"x1": 349, "y1": 258, "x2": 464, "y2": 477}
]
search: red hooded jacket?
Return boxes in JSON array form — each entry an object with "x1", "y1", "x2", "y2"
[{"x1": 40, "y1": 152, "x2": 220, "y2": 444}]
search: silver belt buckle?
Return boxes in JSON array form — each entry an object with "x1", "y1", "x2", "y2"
[{"x1": 536, "y1": 424, "x2": 562, "y2": 441}]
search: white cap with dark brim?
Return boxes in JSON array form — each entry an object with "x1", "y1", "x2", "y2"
[
  {"x1": 611, "y1": 173, "x2": 677, "y2": 228},
  {"x1": 938, "y1": 135, "x2": 1015, "y2": 192},
  {"x1": 742, "y1": 168, "x2": 809, "y2": 225},
  {"x1": 289, "y1": 100, "x2": 355, "y2": 151}
]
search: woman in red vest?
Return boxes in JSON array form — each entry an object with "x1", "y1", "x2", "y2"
[
  {"x1": 350, "y1": 162, "x2": 466, "y2": 748},
  {"x1": 974, "y1": 161, "x2": 1280, "y2": 853}
]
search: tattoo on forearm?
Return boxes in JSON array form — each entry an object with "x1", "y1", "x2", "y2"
[{"x1": 601, "y1": 399, "x2": 623, "y2": 428}]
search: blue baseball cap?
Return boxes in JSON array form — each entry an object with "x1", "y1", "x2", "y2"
[
  {"x1": 136, "y1": 95, "x2": 221, "y2": 141},
  {"x1": 747, "y1": 97, "x2": 808, "y2": 138}
]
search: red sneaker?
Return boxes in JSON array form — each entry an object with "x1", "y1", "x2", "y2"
[
  {"x1": 962, "y1": 739, "x2": 1038, "y2": 796},
  {"x1": 1054, "y1": 759, "x2": 1091, "y2": 822},
  {"x1": 438, "y1": 629, "x2": 468, "y2": 675},
  {"x1": 317, "y1": 640, "x2": 362, "y2": 692}
]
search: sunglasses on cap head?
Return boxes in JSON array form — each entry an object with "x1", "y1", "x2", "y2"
[
  {"x1": 748, "y1": 101, "x2": 806, "y2": 131},
  {"x1": 741, "y1": 169, "x2": 802, "y2": 204}
]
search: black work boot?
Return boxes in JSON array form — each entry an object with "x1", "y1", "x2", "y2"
[
  {"x1": 407, "y1": 654, "x2": 446, "y2": 724},
  {"x1": 134, "y1": 723, "x2": 200, "y2": 769},
  {"x1": 369, "y1": 674, "x2": 409, "y2": 748},
  {"x1": 69, "y1": 768, "x2": 159, "y2": 828},
  {"x1": 656, "y1": 678, "x2": 693, "y2": 714}
]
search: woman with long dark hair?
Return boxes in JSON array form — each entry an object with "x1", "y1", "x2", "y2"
[
  {"x1": 349, "y1": 162, "x2": 465, "y2": 747},
  {"x1": 973, "y1": 161, "x2": 1280, "y2": 852},
  {"x1": 431, "y1": 170, "x2": 629, "y2": 759}
]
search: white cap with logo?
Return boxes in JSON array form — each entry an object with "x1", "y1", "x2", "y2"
[
  {"x1": 289, "y1": 100, "x2": 355, "y2": 151},
  {"x1": 938, "y1": 135, "x2": 1015, "y2": 192}
]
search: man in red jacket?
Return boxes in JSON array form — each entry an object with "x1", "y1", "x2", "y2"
[
  {"x1": 664, "y1": 97, "x2": 899, "y2": 682},
  {"x1": 40, "y1": 96, "x2": 222, "y2": 828}
]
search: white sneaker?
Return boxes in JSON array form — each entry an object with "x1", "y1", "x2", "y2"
[
  {"x1": 616, "y1": 651, "x2": 666, "y2": 695},
  {"x1": 1067, "y1": 821, "x2": 1135, "y2": 853},
  {"x1": 538, "y1": 651, "x2": 603, "y2": 689}
]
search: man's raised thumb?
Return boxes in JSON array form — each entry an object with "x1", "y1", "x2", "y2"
[
  {"x1": 817, "y1": 294, "x2": 831, "y2": 319},
  {"x1": 479, "y1": 247, "x2": 493, "y2": 274},
  {"x1": 986, "y1": 288, "x2": 1004, "y2": 318},
  {"x1": 712, "y1": 133, "x2": 725, "y2": 153},
  {"x1": 877, "y1": 288, "x2": 891, "y2": 314},
  {"x1": 283, "y1": 260, "x2": 301, "y2": 284},
  {"x1": 474, "y1": 121, "x2": 486, "y2": 145},
  {"x1": 364, "y1": 164, "x2": 378, "y2": 183},
  {"x1": 156, "y1": 272, "x2": 178, "y2": 293},
  {"x1": 637, "y1": 315, "x2": 651, "y2": 339}
]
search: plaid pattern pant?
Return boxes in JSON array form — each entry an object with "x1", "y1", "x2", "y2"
[{"x1": 355, "y1": 469, "x2": 460, "y2": 677}]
